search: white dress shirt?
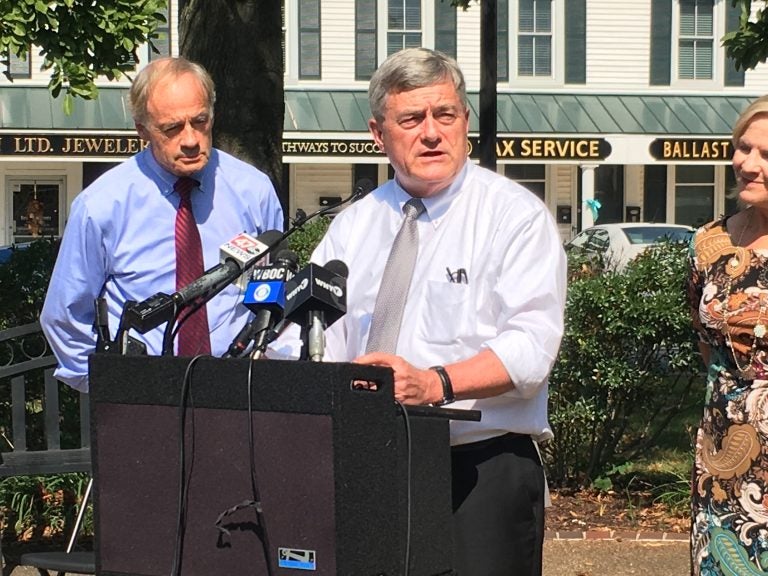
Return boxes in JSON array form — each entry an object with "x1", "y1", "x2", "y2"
[{"x1": 311, "y1": 161, "x2": 567, "y2": 446}]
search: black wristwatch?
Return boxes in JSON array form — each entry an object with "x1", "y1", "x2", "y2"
[{"x1": 430, "y1": 365, "x2": 455, "y2": 406}]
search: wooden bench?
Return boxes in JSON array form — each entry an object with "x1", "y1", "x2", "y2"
[{"x1": 0, "y1": 322, "x2": 92, "y2": 575}]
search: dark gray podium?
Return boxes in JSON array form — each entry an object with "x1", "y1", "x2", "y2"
[{"x1": 88, "y1": 355, "x2": 470, "y2": 576}]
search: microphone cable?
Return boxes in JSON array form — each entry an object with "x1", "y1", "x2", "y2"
[
  {"x1": 395, "y1": 399, "x2": 413, "y2": 576},
  {"x1": 169, "y1": 354, "x2": 204, "y2": 576},
  {"x1": 211, "y1": 351, "x2": 275, "y2": 575},
  {"x1": 246, "y1": 351, "x2": 275, "y2": 576}
]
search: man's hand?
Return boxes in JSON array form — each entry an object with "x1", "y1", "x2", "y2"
[{"x1": 354, "y1": 352, "x2": 442, "y2": 405}]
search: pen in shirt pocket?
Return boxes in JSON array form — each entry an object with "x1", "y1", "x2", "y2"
[{"x1": 446, "y1": 267, "x2": 468, "y2": 284}]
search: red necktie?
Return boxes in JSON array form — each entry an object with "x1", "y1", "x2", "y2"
[{"x1": 174, "y1": 177, "x2": 211, "y2": 356}]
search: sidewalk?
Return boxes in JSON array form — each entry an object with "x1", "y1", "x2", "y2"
[{"x1": 544, "y1": 538, "x2": 689, "y2": 576}]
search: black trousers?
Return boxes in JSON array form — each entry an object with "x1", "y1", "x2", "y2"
[{"x1": 451, "y1": 433, "x2": 545, "y2": 576}]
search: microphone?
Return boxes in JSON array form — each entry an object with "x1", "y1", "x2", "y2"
[
  {"x1": 121, "y1": 229, "x2": 283, "y2": 334},
  {"x1": 226, "y1": 249, "x2": 299, "y2": 358},
  {"x1": 352, "y1": 178, "x2": 375, "y2": 201},
  {"x1": 220, "y1": 230, "x2": 284, "y2": 290},
  {"x1": 284, "y1": 259, "x2": 348, "y2": 362}
]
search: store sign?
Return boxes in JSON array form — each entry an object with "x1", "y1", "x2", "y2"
[
  {"x1": 282, "y1": 139, "x2": 383, "y2": 156},
  {"x1": 0, "y1": 133, "x2": 146, "y2": 156},
  {"x1": 282, "y1": 136, "x2": 612, "y2": 160},
  {"x1": 649, "y1": 138, "x2": 732, "y2": 161},
  {"x1": 474, "y1": 137, "x2": 611, "y2": 160}
]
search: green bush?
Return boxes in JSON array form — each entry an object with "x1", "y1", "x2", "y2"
[
  {"x1": 286, "y1": 215, "x2": 332, "y2": 267},
  {"x1": 0, "y1": 239, "x2": 59, "y2": 329},
  {"x1": 544, "y1": 241, "x2": 701, "y2": 487}
]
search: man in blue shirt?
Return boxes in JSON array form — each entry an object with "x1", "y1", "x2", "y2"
[{"x1": 40, "y1": 57, "x2": 284, "y2": 392}]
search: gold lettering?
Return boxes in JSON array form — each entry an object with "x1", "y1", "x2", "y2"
[{"x1": 497, "y1": 139, "x2": 515, "y2": 158}]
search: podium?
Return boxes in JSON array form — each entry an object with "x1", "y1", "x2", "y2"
[{"x1": 89, "y1": 355, "x2": 473, "y2": 576}]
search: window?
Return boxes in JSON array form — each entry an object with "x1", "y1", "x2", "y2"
[
  {"x1": 434, "y1": 2, "x2": 456, "y2": 58},
  {"x1": 678, "y1": 0, "x2": 713, "y2": 80},
  {"x1": 505, "y1": 164, "x2": 545, "y2": 201},
  {"x1": 10, "y1": 179, "x2": 63, "y2": 243},
  {"x1": 356, "y1": 0, "x2": 377, "y2": 80},
  {"x1": 675, "y1": 165, "x2": 713, "y2": 228},
  {"x1": 299, "y1": 0, "x2": 321, "y2": 78},
  {"x1": 387, "y1": 0, "x2": 421, "y2": 56},
  {"x1": 518, "y1": 0, "x2": 552, "y2": 77}
]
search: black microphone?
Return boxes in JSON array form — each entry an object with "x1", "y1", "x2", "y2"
[
  {"x1": 284, "y1": 259, "x2": 348, "y2": 362},
  {"x1": 352, "y1": 177, "x2": 375, "y2": 201},
  {"x1": 121, "y1": 229, "x2": 284, "y2": 334},
  {"x1": 226, "y1": 249, "x2": 299, "y2": 358}
]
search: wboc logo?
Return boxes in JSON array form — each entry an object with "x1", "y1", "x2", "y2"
[{"x1": 253, "y1": 283, "x2": 272, "y2": 302}]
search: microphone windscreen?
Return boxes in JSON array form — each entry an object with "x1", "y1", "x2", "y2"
[
  {"x1": 325, "y1": 259, "x2": 349, "y2": 279},
  {"x1": 275, "y1": 249, "x2": 300, "y2": 272}
]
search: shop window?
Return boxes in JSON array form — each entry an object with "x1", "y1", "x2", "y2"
[
  {"x1": 504, "y1": 164, "x2": 545, "y2": 201},
  {"x1": 10, "y1": 179, "x2": 63, "y2": 243},
  {"x1": 674, "y1": 165, "x2": 713, "y2": 227}
]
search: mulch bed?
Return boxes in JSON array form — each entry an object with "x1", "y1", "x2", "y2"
[{"x1": 546, "y1": 488, "x2": 689, "y2": 534}]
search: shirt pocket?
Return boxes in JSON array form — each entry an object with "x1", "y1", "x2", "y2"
[{"x1": 417, "y1": 280, "x2": 472, "y2": 344}]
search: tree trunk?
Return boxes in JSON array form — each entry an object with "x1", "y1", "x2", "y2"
[{"x1": 178, "y1": 0, "x2": 286, "y2": 214}]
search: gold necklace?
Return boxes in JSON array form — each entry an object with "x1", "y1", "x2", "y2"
[{"x1": 721, "y1": 209, "x2": 767, "y2": 376}]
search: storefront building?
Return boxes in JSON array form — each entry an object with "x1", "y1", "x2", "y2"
[{"x1": 1, "y1": 0, "x2": 767, "y2": 245}]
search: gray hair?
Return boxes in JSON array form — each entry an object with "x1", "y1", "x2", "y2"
[
  {"x1": 368, "y1": 48, "x2": 467, "y2": 122},
  {"x1": 129, "y1": 57, "x2": 216, "y2": 125}
]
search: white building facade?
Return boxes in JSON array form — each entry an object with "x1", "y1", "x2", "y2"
[{"x1": 2, "y1": 0, "x2": 767, "y2": 244}]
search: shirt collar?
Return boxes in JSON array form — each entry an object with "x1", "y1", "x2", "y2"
[
  {"x1": 140, "y1": 147, "x2": 214, "y2": 198},
  {"x1": 393, "y1": 160, "x2": 470, "y2": 225}
]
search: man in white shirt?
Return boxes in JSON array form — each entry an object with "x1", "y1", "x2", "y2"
[{"x1": 311, "y1": 48, "x2": 566, "y2": 575}]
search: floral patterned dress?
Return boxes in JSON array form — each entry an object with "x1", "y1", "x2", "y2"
[{"x1": 688, "y1": 216, "x2": 768, "y2": 576}]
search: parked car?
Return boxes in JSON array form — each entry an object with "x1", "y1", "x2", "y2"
[{"x1": 565, "y1": 223, "x2": 694, "y2": 270}]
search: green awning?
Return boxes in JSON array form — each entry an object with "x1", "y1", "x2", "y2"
[{"x1": 0, "y1": 86, "x2": 756, "y2": 137}]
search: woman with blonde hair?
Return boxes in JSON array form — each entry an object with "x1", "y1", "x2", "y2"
[{"x1": 688, "y1": 94, "x2": 768, "y2": 574}]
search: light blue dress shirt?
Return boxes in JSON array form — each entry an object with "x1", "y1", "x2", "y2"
[{"x1": 40, "y1": 147, "x2": 284, "y2": 392}]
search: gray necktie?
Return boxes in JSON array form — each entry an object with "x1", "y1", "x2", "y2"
[{"x1": 366, "y1": 198, "x2": 426, "y2": 354}]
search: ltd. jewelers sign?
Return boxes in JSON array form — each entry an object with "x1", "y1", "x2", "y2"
[{"x1": 0, "y1": 133, "x2": 147, "y2": 156}]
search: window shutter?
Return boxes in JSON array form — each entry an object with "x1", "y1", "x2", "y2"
[
  {"x1": 355, "y1": 0, "x2": 377, "y2": 80},
  {"x1": 565, "y1": 0, "x2": 586, "y2": 84},
  {"x1": 435, "y1": 2, "x2": 457, "y2": 58},
  {"x1": 497, "y1": 0, "x2": 509, "y2": 81},
  {"x1": 724, "y1": 0, "x2": 745, "y2": 86},
  {"x1": 299, "y1": 0, "x2": 321, "y2": 79},
  {"x1": 650, "y1": 0, "x2": 672, "y2": 85}
]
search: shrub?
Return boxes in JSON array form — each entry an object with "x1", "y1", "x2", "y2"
[
  {"x1": 544, "y1": 241, "x2": 701, "y2": 487},
  {"x1": 0, "y1": 239, "x2": 59, "y2": 329},
  {"x1": 286, "y1": 214, "x2": 332, "y2": 267}
]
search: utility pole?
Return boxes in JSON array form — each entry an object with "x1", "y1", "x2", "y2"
[{"x1": 479, "y1": 0, "x2": 497, "y2": 170}]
